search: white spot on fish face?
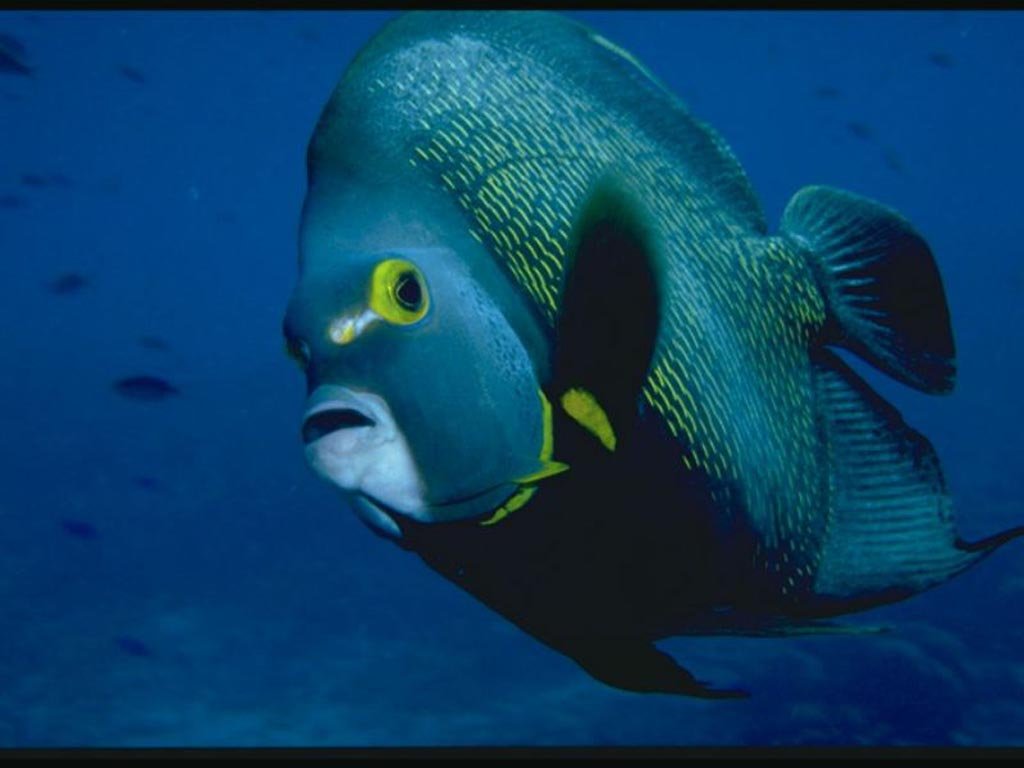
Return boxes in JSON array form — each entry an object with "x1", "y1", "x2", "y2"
[
  {"x1": 302, "y1": 385, "x2": 426, "y2": 537},
  {"x1": 327, "y1": 308, "x2": 380, "y2": 346}
]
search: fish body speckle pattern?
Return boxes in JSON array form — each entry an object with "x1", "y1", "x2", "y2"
[{"x1": 319, "y1": 13, "x2": 835, "y2": 605}]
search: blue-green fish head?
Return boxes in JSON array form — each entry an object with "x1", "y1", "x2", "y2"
[{"x1": 283, "y1": 179, "x2": 553, "y2": 540}]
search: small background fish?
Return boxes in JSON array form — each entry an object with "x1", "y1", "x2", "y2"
[
  {"x1": 46, "y1": 272, "x2": 88, "y2": 295},
  {"x1": 0, "y1": 32, "x2": 32, "y2": 77},
  {"x1": 112, "y1": 375, "x2": 180, "y2": 401},
  {"x1": 59, "y1": 519, "x2": 98, "y2": 540}
]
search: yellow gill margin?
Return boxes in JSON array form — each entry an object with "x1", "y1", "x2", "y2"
[{"x1": 480, "y1": 389, "x2": 568, "y2": 527}]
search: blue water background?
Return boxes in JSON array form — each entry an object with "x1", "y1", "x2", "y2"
[{"x1": 1, "y1": 10, "x2": 1022, "y2": 746}]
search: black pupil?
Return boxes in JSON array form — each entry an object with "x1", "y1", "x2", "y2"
[{"x1": 395, "y1": 272, "x2": 422, "y2": 310}]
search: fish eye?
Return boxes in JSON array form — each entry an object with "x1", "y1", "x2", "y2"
[{"x1": 369, "y1": 258, "x2": 430, "y2": 325}]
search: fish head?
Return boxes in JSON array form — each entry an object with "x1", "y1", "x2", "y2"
[{"x1": 283, "y1": 178, "x2": 552, "y2": 539}]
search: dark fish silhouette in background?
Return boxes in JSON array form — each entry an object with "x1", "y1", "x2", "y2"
[
  {"x1": 0, "y1": 33, "x2": 32, "y2": 77},
  {"x1": 60, "y1": 519, "x2": 98, "y2": 540},
  {"x1": 882, "y1": 148, "x2": 905, "y2": 174},
  {"x1": 118, "y1": 65, "x2": 146, "y2": 85},
  {"x1": 285, "y1": 11, "x2": 1024, "y2": 698},
  {"x1": 137, "y1": 335, "x2": 170, "y2": 351},
  {"x1": 131, "y1": 475, "x2": 161, "y2": 491},
  {"x1": 114, "y1": 635, "x2": 153, "y2": 658},
  {"x1": 928, "y1": 51, "x2": 955, "y2": 68},
  {"x1": 20, "y1": 172, "x2": 72, "y2": 189},
  {"x1": 113, "y1": 375, "x2": 180, "y2": 401},
  {"x1": 812, "y1": 85, "x2": 841, "y2": 100},
  {"x1": 0, "y1": 193, "x2": 27, "y2": 209},
  {"x1": 846, "y1": 120, "x2": 873, "y2": 141},
  {"x1": 46, "y1": 272, "x2": 89, "y2": 295}
]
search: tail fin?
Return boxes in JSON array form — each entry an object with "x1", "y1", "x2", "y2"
[
  {"x1": 808, "y1": 349, "x2": 1023, "y2": 611},
  {"x1": 781, "y1": 185, "x2": 955, "y2": 394}
]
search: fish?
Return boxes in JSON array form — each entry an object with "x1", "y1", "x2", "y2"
[
  {"x1": 283, "y1": 11, "x2": 1024, "y2": 698},
  {"x1": 812, "y1": 85, "x2": 841, "y2": 100},
  {"x1": 118, "y1": 65, "x2": 146, "y2": 85},
  {"x1": 928, "y1": 51, "x2": 955, "y2": 68},
  {"x1": 20, "y1": 172, "x2": 72, "y2": 189},
  {"x1": 112, "y1": 375, "x2": 180, "y2": 401},
  {"x1": 137, "y1": 334, "x2": 170, "y2": 351},
  {"x1": 60, "y1": 519, "x2": 98, "y2": 540},
  {"x1": 46, "y1": 272, "x2": 88, "y2": 295},
  {"x1": 882, "y1": 148, "x2": 905, "y2": 173},
  {"x1": 846, "y1": 120, "x2": 873, "y2": 140},
  {"x1": 113, "y1": 635, "x2": 153, "y2": 658},
  {"x1": 131, "y1": 475, "x2": 160, "y2": 491},
  {"x1": 20, "y1": 173, "x2": 47, "y2": 187},
  {"x1": 0, "y1": 33, "x2": 32, "y2": 77},
  {"x1": 0, "y1": 194, "x2": 27, "y2": 209}
]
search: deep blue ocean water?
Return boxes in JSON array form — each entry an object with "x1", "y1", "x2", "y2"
[{"x1": 1, "y1": 10, "x2": 1023, "y2": 747}]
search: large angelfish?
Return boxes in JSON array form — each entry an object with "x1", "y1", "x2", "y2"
[{"x1": 282, "y1": 11, "x2": 1022, "y2": 697}]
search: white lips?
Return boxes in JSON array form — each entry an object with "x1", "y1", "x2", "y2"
[{"x1": 303, "y1": 386, "x2": 427, "y2": 524}]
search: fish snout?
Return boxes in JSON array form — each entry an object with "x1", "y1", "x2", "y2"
[{"x1": 300, "y1": 385, "x2": 426, "y2": 523}]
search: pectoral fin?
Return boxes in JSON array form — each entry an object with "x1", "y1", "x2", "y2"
[
  {"x1": 568, "y1": 638, "x2": 749, "y2": 700},
  {"x1": 552, "y1": 176, "x2": 660, "y2": 451}
]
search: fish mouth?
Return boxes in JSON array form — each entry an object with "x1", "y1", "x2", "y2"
[{"x1": 301, "y1": 405, "x2": 376, "y2": 444}]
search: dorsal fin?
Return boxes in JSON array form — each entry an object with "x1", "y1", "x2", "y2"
[
  {"x1": 551, "y1": 177, "x2": 660, "y2": 449},
  {"x1": 781, "y1": 185, "x2": 956, "y2": 394}
]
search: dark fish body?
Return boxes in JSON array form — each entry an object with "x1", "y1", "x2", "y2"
[
  {"x1": 131, "y1": 475, "x2": 160, "y2": 491},
  {"x1": 60, "y1": 519, "x2": 98, "y2": 540},
  {"x1": 0, "y1": 34, "x2": 32, "y2": 77},
  {"x1": 114, "y1": 635, "x2": 153, "y2": 658},
  {"x1": 137, "y1": 335, "x2": 170, "y2": 351},
  {"x1": 0, "y1": 33, "x2": 27, "y2": 60},
  {"x1": 47, "y1": 272, "x2": 88, "y2": 295},
  {"x1": 118, "y1": 65, "x2": 146, "y2": 85},
  {"x1": 293, "y1": 11, "x2": 1023, "y2": 697},
  {"x1": 847, "y1": 120, "x2": 873, "y2": 140},
  {"x1": 113, "y1": 375, "x2": 180, "y2": 401},
  {"x1": 0, "y1": 194, "x2": 27, "y2": 209}
]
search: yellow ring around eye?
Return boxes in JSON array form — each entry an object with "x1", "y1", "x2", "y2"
[{"x1": 368, "y1": 258, "x2": 430, "y2": 325}]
